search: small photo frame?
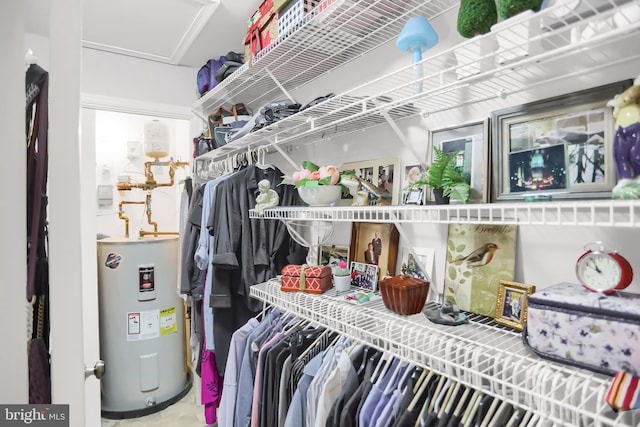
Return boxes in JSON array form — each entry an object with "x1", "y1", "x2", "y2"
[
  {"x1": 402, "y1": 164, "x2": 427, "y2": 205},
  {"x1": 350, "y1": 262, "x2": 379, "y2": 292},
  {"x1": 495, "y1": 280, "x2": 536, "y2": 331},
  {"x1": 339, "y1": 157, "x2": 401, "y2": 205},
  {"x1": 319, "y1": 245, "x2": 350, "y2": 273},
  {"x1": 428, "y1": 118, "x2": 490, "y2": 203},
  {"x1": 400, "y1": 247, "x2": 435, "y2": 282}
]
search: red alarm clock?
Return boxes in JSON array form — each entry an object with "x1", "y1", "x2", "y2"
[{"x1": 576, "y1": 242, "x2": 633, "y2": 294}]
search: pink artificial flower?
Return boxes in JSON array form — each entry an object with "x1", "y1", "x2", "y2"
[
  {"x1": 319, "y1": 166, "x2": 340, "y2": 185},
  {"x1": 338, "y1": 261, "x2": 347, "y2": 269},
  {"x1": 309, "y1": 170, "x2": 322, "y2": 180},
  {"x1": 292, "y1": 169, "x2": 311, "y2": 183}
]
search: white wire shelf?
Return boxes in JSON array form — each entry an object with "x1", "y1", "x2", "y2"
[
  {"x1": 192, "y1": 0, "x2": 459, "y2": 120},
  {"x1": 250, "y1": 199, "x2": 640, "y2": 227},
  {"x1": 250, "y1": 280, "x2": 639, "y2": 426},
  {"x1": 196, "y1": 0, "x2": 640, "y2": 163}
]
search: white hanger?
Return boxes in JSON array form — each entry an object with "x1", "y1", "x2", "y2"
[
  {"x1": 383, "y1": 360, "x2": 410, "y2": 394},
  {"x1": 256, "y1": 146, "x2": 274, "y2": 170},
  {"x1": 25, "y1": 49, "x2": 38, "y2": 66}
]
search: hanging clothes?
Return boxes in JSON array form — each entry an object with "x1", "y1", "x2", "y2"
[
  {"x1": 26, "y1": 63, "x2": 51, "y2": 404},
  {"x1": 209, "y1": 164, "x2": 307, "y2": 375}
]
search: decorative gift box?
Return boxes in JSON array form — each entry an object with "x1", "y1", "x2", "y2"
[
  {"x1": 281, "y1": 264, "x2": 332, "y2": 294},
  {"x1": 244, "y1": 0, "x2": 279, "y2": 63},
  {"x1": 524, "y1": 282, "x2": 640, "y2": 376},
  {"x1": 379, "y1": 275, "x2": 430, "y2": 315}
]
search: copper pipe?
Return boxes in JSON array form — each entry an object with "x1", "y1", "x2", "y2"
[
  {"x1": 139, "y1": 230, "x2": 179, "y2": 237},
  {"x1": 145, "y1": 193, "x2": 158, "y2": 233},
  {"x1": 118, "y1": 200, "x2": 145, "y2": 238}
]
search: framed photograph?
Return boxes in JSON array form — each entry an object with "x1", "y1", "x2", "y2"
[
  {"x1": 400, "y1": 247, "x2": 435, "y2": 281},
  {"x1": 491, "y1": 80, "x2": 633, "y2": 201},
  {"x1": 350, "y1": 262, "x2": 379, "y2": 292},
  {"x1": 495, "y1": 280, "x2": 536, "y2": 331},
  {"x1": 339, "y1": 157, "x2": 400, "y2": 205},
  {"x1": 350, "y1": 222, "x2": 400, "y2": 279},
  {"x1": 444, "y1": 224, "x2": 517, "y2": 317},
  {"x1": 428, "y1": 119, "x2": 490, "y2": 203},
  {"x1": 402, "y1": 164, "x2": 427, "y2": 205},
  {"x1": 319, "y1": 245, "x2": 350, "y2": 273}
]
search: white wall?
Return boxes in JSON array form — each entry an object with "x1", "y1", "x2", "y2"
[
  {"x1": 0, "y1": 0, "x2": 28, "y2": 403},
  {"x1": 95, "y1": 111, "x2": 191, "y2": 238}
]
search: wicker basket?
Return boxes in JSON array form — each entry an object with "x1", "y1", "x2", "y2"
[{"x1": 379, "y1": 275, "x2": 430, "y2": 315}]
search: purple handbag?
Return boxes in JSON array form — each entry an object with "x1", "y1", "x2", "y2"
[{"x1": 197, "y1": 56, "x2": 226, "y2": 96}]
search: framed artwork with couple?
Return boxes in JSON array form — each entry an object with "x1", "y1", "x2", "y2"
[{"x1": 349, "y1": 222, "x2": 400, "y2": 279}]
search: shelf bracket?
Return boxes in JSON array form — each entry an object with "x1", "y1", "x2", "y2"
[
  {"x1": 380, "y1": 109, "x2": 422, "y2": 165},
  {"x1": 266, "y1": 68, "x2": 296, "y2": 104},
  {"x1": 272, "y1": 144, "x2": 300, "y2": 170}
]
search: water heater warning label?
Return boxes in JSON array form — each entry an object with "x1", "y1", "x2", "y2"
[
  {"x1": 139, "y1": 266, "x2": 155, "y2": 292},
  {"x1": 127, "y1": 309, "x2": 159, "y2": 341},
  {"x1": 160, "y1": 307, "x2": 177, "y2": 336}
]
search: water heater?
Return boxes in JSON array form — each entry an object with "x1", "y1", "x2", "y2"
[{"x1": 97, "y1": 236, "x2": 191, "y2": 418}]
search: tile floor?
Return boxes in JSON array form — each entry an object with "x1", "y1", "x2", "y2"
[{"x1": 101, "y1": 376, "x2": 210, "y2": 427}]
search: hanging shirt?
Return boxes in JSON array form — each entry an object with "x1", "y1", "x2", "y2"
[
  {"x1": 218, "y1": 318, "x2": 259, "y2": 427},
  {"x1": 195, "y1": 175, "x2": 231, "y2": 350},
  {"x1": 284, "y1": 351, "x2": 325, "y2": 427},
  {"x1": 210, "y1": 165, "x2": 306, "y2": 375},
  {"x1": 314, "y1": 345, "x2": 358, "y2": 427}
]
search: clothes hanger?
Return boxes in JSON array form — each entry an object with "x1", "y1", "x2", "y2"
[
  {"x1": 414, "y1": 376, "x2": 449, "y2": 427},
  {"x1": 479, "y1": 396, "x2": 502, "y2": 427},
  {"x1": 412, "y1": 367, "x2": 430, "y2": 394},
  {"x1": 438, "y1": 380, "x2": 461, "y2": 420},
  {"x1": 504, "y1": 408, "x2": 523, "y2": 427},
  {"x1": 255, "y1": 146, "x2": 274, "y2": 170},
  {"x1": 370, "y1": 352, "x2": 391, "y2": 384},
  {"x1": 436, "y1": 379, "x2": 458, "y2": 419},
  {"x1": 407, "y1": 370, "x2": 436, "y2": 413},
  {"x1": 460, "y1": 390, "x2": 484, "y2": 427},
  {"x1": 451, "y1": 385, "x2": 471, "y2": 419},
  {"x1": 383, "y1": 359, "x2": 410, "y2": 394}
]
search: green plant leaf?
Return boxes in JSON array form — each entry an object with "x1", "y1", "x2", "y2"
[
  {"x1": 448, "y1": 240, "x2": 455, "y2": 251},
  {"x1": 318, "y1": 176, "x2": 332, "y2": 185},
  {"x1": 302, "y1": 160, "x2": 319, "y2": 172},
  {"x1": 456, "y1": 245, "x2": 466, "y2": 252},
  {"x1": 447, "y1": 287, "x2": 455, "y2": 293},
  {"x1": 449, "y1": 266, "x2": 457, "y2": 280},
  {"x1": 459, "y1": 279, "x2": 466, "y2": 284},
  {"x1": 463, "y1": 271, "x2": 472, "y2": 277},
  {"x1": 306, "y1": 180, "x2": 320, "y2": 188},
  {"x1": 445, "y1": 183, "x2": 470, "y2": 203}
]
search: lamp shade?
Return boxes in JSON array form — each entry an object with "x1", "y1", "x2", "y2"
[{"x1": 396, "y1": 16, "x2": 439, "y2": 63}]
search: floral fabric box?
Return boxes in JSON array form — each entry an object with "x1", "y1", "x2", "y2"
[
  {"x1": 281, "y1": 265, "x2": 332, "y2": 294},
  {"x1": 523, "y1": 282, "x2": 640, "y2": 376}
]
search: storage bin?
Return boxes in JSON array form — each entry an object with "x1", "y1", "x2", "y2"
[
  {"x1": 278, "y1": 0, "x2": 320, "y2": 39},
  {"x1": 281, "y1": 264, "x2": 332, "y2": 294},
  {"x1": 524, "y1": 282, "x2": 640, "y2": 376},
  {"x1": 379, "y1": 275, "x2": 430, "y2": 315}
]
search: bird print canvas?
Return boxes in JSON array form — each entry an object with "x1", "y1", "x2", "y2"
[{"x1": 444, "y1": 224, "x2": 517, "y2": 317}]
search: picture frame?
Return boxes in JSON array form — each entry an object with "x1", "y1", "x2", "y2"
[
  {"x1": 400, "y1": 247, "x2": 435, "y2": 282},
  {"x1": 339, "y1": 157, "x2": 400, "y2": 206},
  {"x1": 350, "y1": 262, "x2": 379, "y2": 292},
  {"x1": 444, "y1": 224, "x2": 517, "y2": 317},
  {"x1": 428, "y1": 118, "x2": 490, "y2": 203},
  {"x1": 491, "y1": 80, "x2": 633, "y2": 201},
  {"x1": 319, "y1": 244, "x2": 350, "y2": 273},
  {"x1": 402, "y1": 164, "x2": 427, "y2": 205},
  {"x1": 349, "y1": 222, "x2": 400, "y2": 279},
  {"x1": 495, "y1": 280, "x2": 536, "y2": 331}
]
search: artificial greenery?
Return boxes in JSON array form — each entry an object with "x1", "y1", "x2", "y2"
[
  {"x1": 497, "y1": 0, "x2": 544, "y2": 19},
  {"x1": 457, "y1": 0, "x2": 498, "y2": 38},
  {"x1": 409, "y1": 147, "x2": 471, "y2": 203}
]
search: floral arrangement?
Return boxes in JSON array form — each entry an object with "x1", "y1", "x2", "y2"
[
  {"x1": 334, "y1": 261, "x2": 350, "y2": 277},
  {"x1": 285, "y1": 160, "x2": 343, "y2": 188}
]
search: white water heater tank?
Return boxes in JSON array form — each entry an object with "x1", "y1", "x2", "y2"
[
  {"x1": 143, "y1": 120, "x2": 170, "y2": 159},
  {"x1": 97, "y1": 236, "x2": 190, "y2": 418}
]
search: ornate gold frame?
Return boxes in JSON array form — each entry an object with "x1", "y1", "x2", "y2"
[{"x1": 495, "y1": 280, "x2": 536, "y2": 331}]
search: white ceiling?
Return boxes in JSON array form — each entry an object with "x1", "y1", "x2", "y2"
[{"x1": 26, "y1": 0, "x2": 258, "y2": 68}]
